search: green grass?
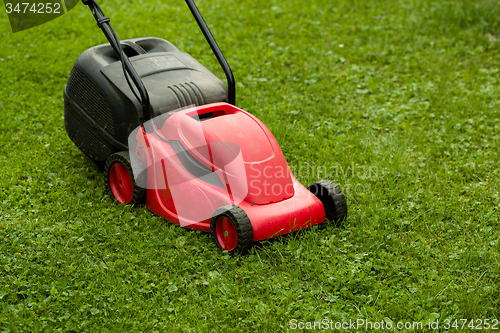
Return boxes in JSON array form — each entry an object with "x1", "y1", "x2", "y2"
[{"x1": 1, "y1": 0, "x2": 500, "y2": 331}]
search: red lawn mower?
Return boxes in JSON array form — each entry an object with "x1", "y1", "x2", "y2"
[{"x1": 64, "y1": 0, "x2": 347, "y2": 254}]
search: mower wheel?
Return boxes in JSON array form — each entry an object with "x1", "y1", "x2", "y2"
[
  {"x1": 104, "y1": 151, "x2": 146, "y2": 205},
  {"x1": 307, "y1": 180, "x2": 347, "y2": 225},
  {"x1": 210, "y1": 206, "x2": 253, "y2": 255}
]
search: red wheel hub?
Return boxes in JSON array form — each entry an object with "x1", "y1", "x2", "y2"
[
  {"x1": 109, "y1": 162, "x2": 133, "y2": 204},
  {"x1": 215, "y1": 216, "x2": 237, "y2": 251}
]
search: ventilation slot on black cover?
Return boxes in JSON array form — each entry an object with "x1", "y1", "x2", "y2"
[
  {"x1": 168, "y1": 82, "x2": 205, "y2": 109},
  {"x1": 66, "y1": 67, "x2": 115, "y2": 135},
  {"x1": 64, "y1": 101, "x2": 112, "y2": 162}
]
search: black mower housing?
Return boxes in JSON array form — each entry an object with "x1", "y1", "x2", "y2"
[{"x1": 64, "y1": 37, "x2": 228, "y2": 162}]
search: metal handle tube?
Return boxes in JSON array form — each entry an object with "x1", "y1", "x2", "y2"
[{"x1": 185, "y1": 0, "x2": 236, "y2": 106}]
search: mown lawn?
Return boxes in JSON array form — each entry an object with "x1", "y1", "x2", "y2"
[{"x1": 1, "y1": 0, "x2": 499, "y2": 331}]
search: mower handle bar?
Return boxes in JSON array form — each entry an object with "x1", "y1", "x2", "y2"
[
  {"x1": 82, "y1": 0, "x2": 236, "y2": 127},
  {"x1": 185, "y1": 0, "x2": 236, "y2": 106}
]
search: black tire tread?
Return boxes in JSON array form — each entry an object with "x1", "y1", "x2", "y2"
[
  {"x1": 104, "y1": 151, "x2": 146, "y2": 205},
  {"x1": 210, "y1": 205, "x2": 254, "y2": 255},
  {"x1": 308, "y1": 180, "x2": 347, "y2": 225}
]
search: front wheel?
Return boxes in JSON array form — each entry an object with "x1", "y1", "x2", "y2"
[
  {"x1": 210, "y1": 206, "x2": 254, "y2": 255},
  {"x1": 307, "y1": 180, "x2": 347, "y2": 225}
]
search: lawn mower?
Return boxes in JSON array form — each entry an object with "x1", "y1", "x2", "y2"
[{"x1": 64, "y1": 0, "x2": 348, "y2": 254}]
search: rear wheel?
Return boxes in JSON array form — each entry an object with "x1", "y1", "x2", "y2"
[
  {"x1": 210, "y1": 206, "x2": 253, "y2": 255},
  {"x1": 307, "y1": 180, "x2": 347, "y2": 225},
  {"x1": 104, "y1": 151, "x2": 146, "y2": 205}
]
